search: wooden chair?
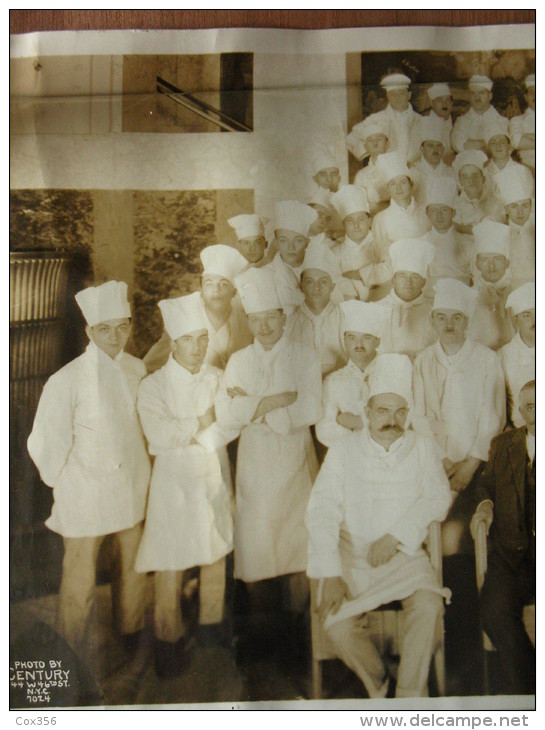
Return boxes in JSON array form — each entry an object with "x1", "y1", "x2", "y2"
[
  {"x1": 473, "y1": 520, "x2": 535, "y2": 694},
  {"x1": 310, "y1": 521, "x2": 446, "y2": 699}
]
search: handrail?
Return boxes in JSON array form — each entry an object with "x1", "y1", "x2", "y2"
[{"x1": 156, "y1": 76, "x2": 252, "y2": 133}]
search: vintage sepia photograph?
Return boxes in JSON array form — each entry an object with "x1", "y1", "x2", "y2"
[{"x1": 9, "y1": 21, "x2": 535, "y2": 711}]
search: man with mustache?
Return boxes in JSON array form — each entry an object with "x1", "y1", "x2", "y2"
[{"x1": 306, "y1": 353, "x2": 452, "y2": 698}]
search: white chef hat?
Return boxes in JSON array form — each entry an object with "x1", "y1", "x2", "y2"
[
  {"x1": 228, "y1": 214, "x2": 268, "y2": 241},
  {"x1": 452, "y1": 150, "x2": 488, "y2": 179},
  {"x1": 389, "y1": 238, "x2": 436, "y2": 279},
  {"x1": 468, "y1": 74, "x2": 493, "y2": 91},
  {"x1": 418, "y1": 114, "x2": 449, "y2": 146},
  {"x1": 308, "y1": 188, "x2": 333, "y2": 208},
  {"x1": 432, "y1": 277, "x2": 478, "y2": 318},
  {"x1": 76, "y1": 280, "x2": 131, "y2": 327},
  {"x1": 274, "y1": 200, "x2": 318, "y2": 238},
  {"x1": 200, "y1": 244, "x2": 248, "y2": 283},
  {"x1": 301, "y1": 242, "x2": 341, "y2": 281},
  {"x1": 354, "y1": 115, "x2": 390, "y2": 141},
  {"x1": 427, "y1": 83, "x2": 452, "y2": 100},
  {"x1": 367, "y1": 353, "x2": 413, "y2": 405},
  {"x1": 312, "y1": 149, "x2": 340, "y2": 174},
  {"x1": 330, "y1": 184, "x2": 370, "y2": 219},
  {"x1": 375, "y1": 151, "x2": 413, "y2": 185},
  {"x1": 235, "y1": 266, "x2": 282, "y2": 314},
  {"x1": 525, "y1": 74, "x2": 535, "y2": 89},
  {"x1": 381, "y1": 73, "x2": 411, "y2": 91},
  {"x1": 506, "y1": 282, "x2": 535, "y2": 316},
  {"x1": 494, "y1": 166, "x2": 534, "y2": 205},
  {"x1": 340, "y1": 300, "x2": 389, "y2": 338},
  {"x1": 473, "y1": 220, "x2": 511, "y2": 259},
  {"x1": 425, "y1": 176, "x2": 458, "y2": 209},
  {"x1": 158, "y1": 291, "x2": 209, "y2": 341},
  {"x1": 483, "y1": 116, "x2": 510, "y2": 143}
]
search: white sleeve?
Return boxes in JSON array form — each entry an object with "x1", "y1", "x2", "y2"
[
  {"x1": 469, "y1": 352, "x2": 506, "y2": 462},
  {"x1": 305, "y1": 444, "x2": 346, "y2": 578},
  {"x1": 137, "y1": 376, "x2": 199, "y2": 452},
  {"x1": 388, "y1": 439, "x2": 452, "y2": 552},
  {"x1": 215, "y1": 355, "x2": 262, "y2": 434},
  {"x1": 315, "y1": 377, "x2": 349, "y2": 447},
  {"x1": 27, "y1": 370, "x2": 76, "y2": 487}
]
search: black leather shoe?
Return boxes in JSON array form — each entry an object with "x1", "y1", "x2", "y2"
[{"x1": 154, "y1": 637, "x2": 188, "y2": 679}]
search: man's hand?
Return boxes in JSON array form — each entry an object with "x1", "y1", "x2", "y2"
[
  {"x1": 319, "y1": 576, "x2": 350, "y2": 623},
  {"x1": 253, "y1": 391, "x2": 297, "y2": 419},
  {"x1": 336, "y1": 412, "x2": 364, "y2": 431},
  {"x1": 448, "y1": 456, "x2": 481, "y2": 493},
  {"x1": 342, "y1": 270, "x2": 362, "y2": 281},
  {"x1": 470, "y1": 502, "x2": 494, "y2": 541},
  {"x1": 227, "y1": 386, "x2": 247, "y2": 398},
  {"x1": 198, "y1": 405, "x2": 215, "y2": 431},
  {"x1": 367, "y1": 534, "x2": 400, "y2": 568}
]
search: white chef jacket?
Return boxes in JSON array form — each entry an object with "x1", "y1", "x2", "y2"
[
  {"x1": 264, "y1": 253, "x2": 305, "y2": 318},
  {"x1": 508, "y1": 211, "x2": 535, "y2": 289},
  {"x1": 509, "y1": 107, "x2": 535, "y2": 147},
  {"x1": 499, "y1": 332, "x2": 536, "y2": 427},
  {"x1": 412, "y1": 339, "x2": 506, "y2": 463},
  {"x1": 485, "y1": 157, "x2": 535, "y2": 199},
  {"x1": 468, "y1": 272, "x2": 514, "y2": 351},
  {"x1": 285, "y1": 300, "x2": 346, "y2": 377},
  {"x1": 369, "y1": 105, "x2": 421, "y2": 163},
  {"x1": 306, "y1": 428, "x2": 452, "y2": 627},
  {"x1": 215, "y1": 333, "x2": 322, "y2": 581},
  {"x1": 315, "y1": 357, "x2": 376, "y2": 447},
  {"x1": 331, "y1": 232, "x2": 374, "y2": 299},
  {"x1": 377, "y1": 291, "x2": 437, "y2": 361},
  {"x1": 453, "y1": 188, "x2": 503, "y2": 228},
  {"x1": 143, "y1": 294, "x2": 252, "y2": 373},
  {"x1": 27, "y1": 342, "x2": 151, "y2": 538},
  {"x1": 354, "y1": 158, "x2": 390, "y2": 214},
  {"x1": 370, "y1": 198, "x2": 430, "y2": 292},
  {"x1": 451, "y1": 106, "x2": 505, "y2": 153},
  {"x1": 420, "y1": 227, "x2": 473, "y2": 292},
  {"x1": 135, "y1": 356, "x2": 238, "y2": 572},
  {"x1": 409, "y1": 158, "x2": 457, "y2": 205}
]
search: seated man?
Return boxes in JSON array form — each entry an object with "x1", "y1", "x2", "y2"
[
  {"x1": 285, "y1": 244, "x2": 345, "y2": 377},
  {"x1": 412, "y1": 278, "x2": 506, "y2": 555},
  {"x1": 420, "y1": 177, "x2": 474, "y2": 291},
  {"x1": 306, "y1": 353, "x2": 452, "y2": 698},
  {"x1": 499, "y1": 282, "x2": 535, "y2": 427},
  {"x1": 377, "y1": 237, "x2": 437, "y2": 361},
  {"x1": 469, "y1": 220, "x2": 514, "y2": 351},
  {"x1": 264, "y1": 200, "x2": 319, "y2": 317},
  {"x1": 494, "y1": 166, "x2": 535, "y2": 289},
  {"x1": 135, "y1": 292, "x2": 239, "y2": 677},
  {"x1": 27, "y1": 281, "x2": 151, "y2": 686},
  {"x1": 216, "y1": 266, "x2": 322, "y2": 611},
  {"x1": 143, "y1": 244, "x2": 251, "y2": 373},
  {"x1": 228, "y1": 213, "x2": 272, "y2": 267},
  {"x1": 315, "y1": 300, "x2": 387, "y2": 448},
  {"x1": 470, "y1": 380, "x2": 535, "y2": 695}
]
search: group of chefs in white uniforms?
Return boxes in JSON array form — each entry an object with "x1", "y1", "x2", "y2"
[{"x1": 26, "y1": 67, "x2": 535, "y2": 696}]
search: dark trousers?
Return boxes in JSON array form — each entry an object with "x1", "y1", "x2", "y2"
[{"x1": 480, "y1": 551, "x2": 535, "y2": 694}]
